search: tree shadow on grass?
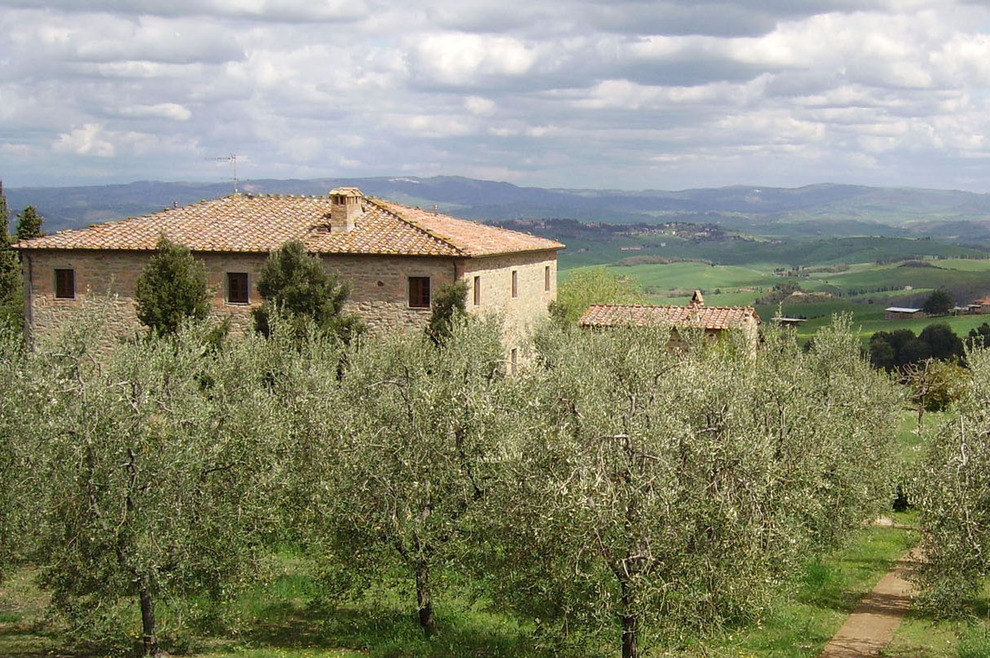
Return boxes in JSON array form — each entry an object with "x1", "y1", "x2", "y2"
[
  {"x1": 0, "y1": 623, "x2": 86, "y2": 658},
  {"x1": 241, "y1": 598, "x2": 554, "y2": 658}
]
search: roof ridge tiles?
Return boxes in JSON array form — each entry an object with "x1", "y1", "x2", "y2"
[
  {"x1": 15, "y1": 191, "x2": 564, "y2": 257},
  {"x1": 364, "y1": 196, "x2": 469, "y2": 257},
  {"x1": 589, "y1": 302, "x2": 756, "y2": 310}
]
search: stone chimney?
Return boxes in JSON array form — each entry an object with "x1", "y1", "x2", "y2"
[
  {"x1": 690, "y1": 290, "x2": 705, "y2": 306},
  {"x1": 329, "y1": 187, "x2": 363, "y2": 233}
]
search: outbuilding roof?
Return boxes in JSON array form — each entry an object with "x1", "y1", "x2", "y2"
[
  {"x1": 15, "y1": 191, "x2": 563, "y2": 258},
  {"x1": 579, "y1": 303, "x2": 760, "y2": 330}
]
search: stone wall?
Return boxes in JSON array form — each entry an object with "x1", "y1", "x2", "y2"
[
  {"x1": 461, "y1": 251, "x2": 557, "y2": 361},
  {"x1": 22, "y1": 248, "x2": 557, "y2": 347}
]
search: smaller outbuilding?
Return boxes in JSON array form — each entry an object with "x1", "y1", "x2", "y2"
[
  {"x1": 884, "y1": 307, "x2": 925, "y2": 320},
  {"x1": 579, "y1": 290, "x2": 760, "y2": 349}
]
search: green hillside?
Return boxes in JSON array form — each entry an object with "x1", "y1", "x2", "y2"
[{"x1": 566, "y1": 242, "x2": 990, "y2": 345}]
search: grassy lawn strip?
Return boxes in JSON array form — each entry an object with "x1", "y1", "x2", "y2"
[
  {"x1": 886, "y1": 576, "x2": 990, "y2": 657},
  {"x1": 0, "y1": 523, "x2": 921, "y2": 657},
  {"x1": 682, "y1": 520, "x2": 920, "y2": 658}
]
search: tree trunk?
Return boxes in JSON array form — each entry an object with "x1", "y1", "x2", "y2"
[
  {"x1": 139, "y1": 585, "x2": 159, "y2": 657},
  {"x1": 415, "y1": 560, "x2": 436, "y2": 637},
  {"x1": 620, "y1": 579, "x2": 638, "y2": 658}
]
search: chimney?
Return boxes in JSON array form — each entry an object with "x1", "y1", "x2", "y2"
[
  {"x1": 690, "y1": 290, "x2": 705, "y2": 306},
  {"x1": 329, "y1": 187, "x2": 363, "y2": 233}
]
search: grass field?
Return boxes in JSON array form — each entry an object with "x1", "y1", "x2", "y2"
[
  {"x1": 558, "y1": 235, "x2": 989, "y2": 272},
  {"x1": 562, "y1": 247, "x2": 990, "y2": 347}
]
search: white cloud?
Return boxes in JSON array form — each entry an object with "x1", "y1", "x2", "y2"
[
  {"x1": 464, "y1": 96, "x2": 496, "y2": 116},
  {"x1": 53, "y1": 124, "x2": 116, "y2": 157},
  {"x1": 118, "y1": 103, "x2": 193, "y2": 120},
  {"x1": 2, "y1": 0, "x2": 990, "y2": 190},
  {"x1": 412, "y1": 33, "x2": 541, "y2": 84}
]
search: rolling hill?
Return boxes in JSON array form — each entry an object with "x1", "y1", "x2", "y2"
[{"x1": 7, "y1": 177, "x2": 990, "y2": 239}]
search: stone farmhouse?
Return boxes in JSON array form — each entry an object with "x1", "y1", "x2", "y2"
[
  {"x1": 579, "y1": 291, "x2": 760, "y2": 349},
  {"x1": 15, "y1": 187, "x2": 563, "y2": 358}
]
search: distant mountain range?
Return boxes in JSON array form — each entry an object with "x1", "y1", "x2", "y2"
[{"x1": 7, "y1": 176, "x2": 990, "y2": 242}]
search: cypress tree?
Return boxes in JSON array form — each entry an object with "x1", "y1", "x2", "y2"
[
  {"x1": 0, "y1": 182, "x2": 24, "y2": 328},
  {"x1": 15, "y1": 205, "x2": 44, "y2": 241},
  {"x1": 134, "y1": 236, "x2": 211, "y2": 336}
]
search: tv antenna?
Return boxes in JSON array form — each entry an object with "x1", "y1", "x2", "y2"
[{"x1": 211, "y1": 153, "x2": 239, "y2": 193}]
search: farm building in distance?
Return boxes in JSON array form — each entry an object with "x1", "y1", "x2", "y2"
[
  {"x1": 579, "y1": 290, "x2": 760, "y2": 349},
  {"x1": 884, "y1": 307, "x2": 925, "y2": 320}
]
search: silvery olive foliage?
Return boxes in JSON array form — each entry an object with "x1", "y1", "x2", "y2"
[
  {"x1": 291, "y1": 318, "x2": 510, "y2": 637},
  {"x1": 485, "y1": 318, "x2": 899, "y2": 657},
  {"x1": 12, "y1": 307, "x2": 290, "y2": 655},
  {"x1": 916, "y1": 346, "x2": 990, "y2": 616},
  {"x1": 1, "y1": 303, "x2": 901, "y2": 657},
  {"x1": 0, "y1": 323, "x2": 30, "y2": 583}
]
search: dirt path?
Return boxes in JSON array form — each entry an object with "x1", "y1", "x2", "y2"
[{"x1": 819, "y1": 546, "x2": 923, "y2": 657}]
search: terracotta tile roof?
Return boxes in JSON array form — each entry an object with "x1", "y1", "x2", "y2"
[
  {"x1": 579, "y1": 303, "x2": 760, "y2": 330},
  {"x1": 15, "y1": 191, "x2": 564, "y2": 258}
]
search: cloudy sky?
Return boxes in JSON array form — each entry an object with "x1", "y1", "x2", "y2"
[{"x1": 2, "y1": 0, "x2": 990, "y2": 192}]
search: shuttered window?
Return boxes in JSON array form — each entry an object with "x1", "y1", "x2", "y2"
[{"x1": 409, "y1": 277, "x2": 431, "y2": 308}]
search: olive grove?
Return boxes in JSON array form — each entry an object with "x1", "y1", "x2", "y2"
[
  {"x1": 4, "y1": 308, "x2": 290, "y2": 655},
  {"x1": 484, "y1": 319, "x2": 900, "y2": 657},
  {"x1": 916, "y1": 345, "x2": 990, "y2": 616},
  {"x1": 0, "y1": 305, "x2": 904, "y2": 657}
]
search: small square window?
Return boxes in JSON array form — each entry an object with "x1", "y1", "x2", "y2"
[
  {"x1": 54, "y1": 269, "x2": 75, "y2": 299},
  {"x1": 473, "y1": 276, "x2": 481, "y2": 306},
  {"x1": 409, "y1": 276, "x2": 431, "y2": 308},
  {"x1": 227, "y1": 272, "x2": 249, "y2": 304},
  {"x1": 511, "y1": 270, "x2": 518, "y2": 298},
  {"x1": 544, "y1": 265, "x2": 551, "y2": 292}
]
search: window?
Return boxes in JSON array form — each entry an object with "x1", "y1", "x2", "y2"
[
  {"x1": 54, "y1": 269, "x2": 75, "y2": 299},
  {"x1": 408, "y1": 276, "x2": 431, "y2": 308},
  {"x1": 511, "y1": 270, "x2": 518, "y2": 298},
  {"x1": 227, "y1": 272, "x2": 249, "y2": 304},
  {"x1": 473, "y1": 276, "x2": 481, "y2": 306},
  {"x1": 544, "y1": 265, "x2": 551, "y2": 292}
]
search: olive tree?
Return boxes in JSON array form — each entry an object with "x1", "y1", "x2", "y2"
[
  {"x1": 916, "y1": 345, "x2": 990, "y2": 616},
  {"x1": 0, "y1": 322, "x2": 30, "y2": 582},
  {"x1": 26, "y1": 314, "x2": 287, "y2": 655},
  {"x1": 902, "y1": 358, "x2": 968, "y2": 427},
  {"x1": 296, "y1": 320, "x2": 509, "y2": 636},
  {"x1": 486, "y1": 318, "x2": 899, "y2": 657}
]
